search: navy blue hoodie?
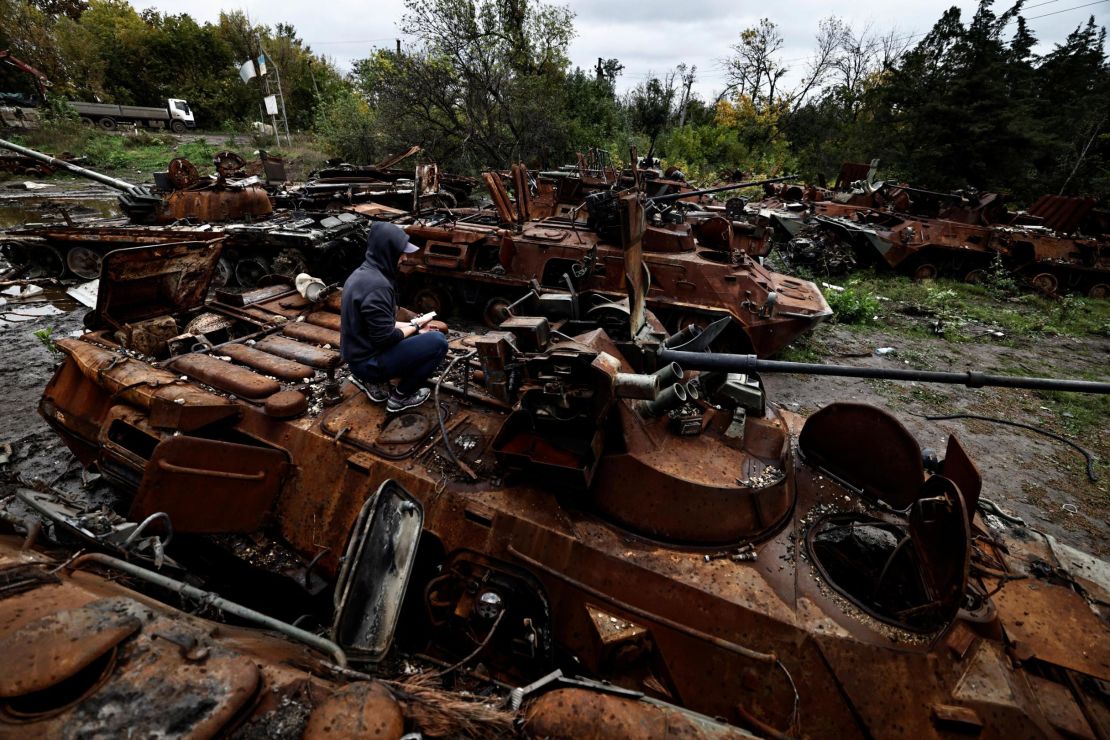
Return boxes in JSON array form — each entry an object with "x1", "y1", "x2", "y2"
[{"x1": 340, "y1": 222, "x2": 409, "y2": 365}]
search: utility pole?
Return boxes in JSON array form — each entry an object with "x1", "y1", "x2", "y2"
[
  {"x1": 596, "y1": 57, "x2": 603, "y2": 81},
  {"x1": 396, "y1": 38, "x2": 401, "y2": 55},
  {"x1": 257, "y1": 34, "x2": 292, "y2": 147},
  {"x1": 307, "y1": 58, "x2": 320, "y2": 98}
]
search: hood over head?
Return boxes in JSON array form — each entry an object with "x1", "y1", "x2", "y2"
[{"x1": 362, "y1": 222, "x2": 419, "y2": 279}]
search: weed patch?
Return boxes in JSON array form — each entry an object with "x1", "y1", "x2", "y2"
[{"x1": 825, "y1": 283, "x2": 881, "y2": 325}]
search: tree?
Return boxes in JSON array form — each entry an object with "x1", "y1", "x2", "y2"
[
  {"x1": 352, "y1": 0, "x2": 576, "y2": 169},
  {"x1": 628, "y1": 75, "x2": 676, "y2": 160},
  {"x1": 724, "y1": 19, "x2": 785, "y2": 108}
]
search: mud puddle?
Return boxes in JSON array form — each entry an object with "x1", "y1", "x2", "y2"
[
  {"x1": 0, "y1": 179, "x2": 119, "y2": 227},
  {"x1": 0, "y1": 284, "x2": 80, "y2": 327}
]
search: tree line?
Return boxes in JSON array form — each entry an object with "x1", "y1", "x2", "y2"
[{"x1": 2, "y1": 0, "x2": 1107, "y2": 201}]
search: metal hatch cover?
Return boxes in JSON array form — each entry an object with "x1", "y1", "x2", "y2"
[
  {"x1": 90, "y1": 240, "x2": 225, "y2": 330},
  {"x1": 332, "y1": 479, "x2": 424, "y2": 662},
  {"x1": 798, "y1": 402, "x2": 925, "y2": 511},
  {"x1": 130, "y1": 435, "x2": 290, "y2": 533}
]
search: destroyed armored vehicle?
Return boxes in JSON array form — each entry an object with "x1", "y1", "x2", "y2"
[
  {"x1": 281, "y1": 145, "x2": 478, "y2": 213},
  {"x1": 28, "y1": 193, "x2": 1110, "y2": 737},
  {"x1": 401, "y1": 178, "x2": 827, "y2": 356},
  {"x1": 0, "y1": 140, "x2": 370, "y2": 286},
  {"x1": 750, "y1": 162, "x2": 1110, "y2": 295},
  {"x1": 816, "y1": 199, "x2": 1110, "y2": 296},
  {"x1": 1, "y1": 533, "x2": 752, "y2": 738}
]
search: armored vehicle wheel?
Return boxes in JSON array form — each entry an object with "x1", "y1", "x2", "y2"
[
  {"x1": 912, "y1": 263, "x2": 938, "y2": 281},
  {"x1": 79, "y1": 117, "x2": 94, "y2": 127},
  {"x1": 167, "y1": 158, "x2": 200, "y2": 189},
  {"x1": 482, "y1": 296, "x2": 512, "y2": 328},
  {"x1": 1030, "y1": 272, "x2": 1058, "y2": 295},
  {"x1": 234, "y1": 256, "x2": 271, "y2": 287},
  {"x1": 963, "y1": 269, "x2": 987, "y2": 284},
  {"x1": 170, "y1": 120, "x2": 187, "y2": 134},
  {"x1": 98, "y1": 117, "x2": 117, "y2": 130},
  {"x1": 413, "y1": 287, "x2": 450, "y2": 316},
  {"x1": 65, "y1": 246, "x2": 102, "y2": 280},
  {"x1": 212, "y1": 257, "x2": 233, "y2": 288},
  {"x1": 27, "y1": 245, "x2": 65, "y2": 279},
  {"x1": 272, "y1": 249, "x2": 308, "y2": 278},
  {"x1": 1088, "y1": 283, "x2": 1109, "y2": 299}
]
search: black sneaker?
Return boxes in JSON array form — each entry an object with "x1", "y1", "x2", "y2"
[
  {"x1": 387, "y1": 387, "x2": 431, "y2": 413},
  {"x1": 350, "y1": 375, "x2": 390, "y2": 403}
]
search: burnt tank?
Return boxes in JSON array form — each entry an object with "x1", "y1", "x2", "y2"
[
  {"x1": 27, "y1": 196, "x2": 1110, "y2": 738},
  {"x1": 0, "y1": 139, "x2": 369, "y2": 286},
  {"x1": 401, "y1": 178, "x2": 829, "y2": 356}
]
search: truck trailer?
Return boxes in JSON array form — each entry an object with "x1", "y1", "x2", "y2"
[{"x1": 70, "y1": 98, "x2": 195, "y2": 132}]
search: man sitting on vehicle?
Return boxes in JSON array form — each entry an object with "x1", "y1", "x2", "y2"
[{"x1": 340, "y1": 222, "x2": 448, "y2": 412}]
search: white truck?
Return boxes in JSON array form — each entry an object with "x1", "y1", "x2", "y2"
[{"x1": 69, "y1": 98, "x2": 196, "y2": 132}]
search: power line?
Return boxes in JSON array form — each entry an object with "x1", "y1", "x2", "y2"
[
  {"x1": 1026, "y1": 0, "x2": 1107, "y2": 19},
  {"x1": 304, "y1": 37, "x2": 396, "y2": 46}
]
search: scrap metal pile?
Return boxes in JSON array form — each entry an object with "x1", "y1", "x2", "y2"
[
  {"x1": 748, "y1": 161, "x2": 1110, "y2": 297},
  {"x1": 0, "y1": 190, "x2": 1107, "y2": 738},
  {"x1": 1, "y1": 142, "x2": 1109, "y2": 736},
  {"x1": 0, "y1": 140, "x2": 372, "y2": 286}
]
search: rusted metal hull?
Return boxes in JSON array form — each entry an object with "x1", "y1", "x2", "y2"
[
  {"x1": 0, "y1": 535, "x2": 408, "y2": 738},
  {"x1": 1, "y1": 211, "x2": 369, "y2": 286},
  {"x1": 34, "y1": 268, "x2": 1110, "y2": 737},
  {"x1": 401, "y1": 219, "x2": 831, "y2": 355},
  {"x1": 750, "y1": 177, "x2": 1109, "y2": 296}
]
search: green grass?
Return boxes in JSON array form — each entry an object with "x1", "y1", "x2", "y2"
[
  {"x1": 774, "y1": 338, "x2": 822, "y2": 363},
  {"x1": 835, "y1": 271, "x2": 1110, "y2": 342},
  {"x1": 7, "y1": 126, "x2": 329, "y2": 180},
  {"x1": 824, "y1": 282, "x2": 882, "y2": 325}
]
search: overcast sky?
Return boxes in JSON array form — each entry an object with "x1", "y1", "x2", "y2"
[{"x1": 136, "y1": 0, "x2": 1106, "y2": 100}]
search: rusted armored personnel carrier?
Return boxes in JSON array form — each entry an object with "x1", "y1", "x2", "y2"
[
  {"x1": 0, "y1": 139, "x2": 370, "y2": 285},
  {"x1": 1, "y1": 532, "x2": 748, "y2": 737},
  {"x1": 749, "y1": 163, "x2": 1110, "y2": 295},
  {"x1": 817, "y1": 202, "x2": 1110, "y2": 296},
  {"x1": 401, "y1": 180, "x2": 828, "y2": 356},
  {"x1": 28, "y1": 194, "x2": 1110, "y2": 737}
]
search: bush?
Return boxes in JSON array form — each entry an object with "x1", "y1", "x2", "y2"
[
  {"x1": 984, "y1": 252, "x2": 1021, "y2": 299},
  {"x1": 825, "y1": 285, "x2": 881, "y2": 324},
  {"x1": 313, "y1": 91, "x2": 381, "y2": 164}
]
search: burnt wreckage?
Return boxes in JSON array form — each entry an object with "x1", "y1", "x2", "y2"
[
  {"x1": 752, "y1": 162, "x2": 1110, "y2": 296},
  {"x1": 0, "y1": 533, "x2": 758, "y2": 737},
  {"x1": 21, "y1": 192, "x2": 1110, "y2": 738},
  {"x1": 0, "y1": 139, "x2": 370, "y2": 286},
  {"x1": 400, "y1": 165, "x2": 829, "y2": 356}
]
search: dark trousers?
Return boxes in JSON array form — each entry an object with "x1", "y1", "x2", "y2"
[{"x1": 350, "y1": 331, "x2": 449, "y2": 395}]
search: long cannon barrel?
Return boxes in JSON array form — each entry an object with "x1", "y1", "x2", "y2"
[
  {"x1": 658, "y1": 349, "x2": 1110, "y2": 395},
  {"x1": 0, "y1": 137, "x2": 139, "y2": 192},
  {"x1": 647, "y1": 175, "x2": 798, "y2": 205}
]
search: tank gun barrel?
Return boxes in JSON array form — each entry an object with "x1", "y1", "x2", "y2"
[
  {"x1": 0, "y1": 137, "x2": 141, "y2": 192},
  {"x1": 658, "y1": 349, "x2": 1110, "y2": 395},
  {"x1": 647, "y1": 175, "x2": 797, "y2": 206}
]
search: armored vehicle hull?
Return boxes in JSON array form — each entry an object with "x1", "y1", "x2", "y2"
[
  {"x1": 401, "y1": 217, "x2": 830, "y2": 356},
  {"x1": 32, "y1": 239, "x2": 1110, "y2": 738}
]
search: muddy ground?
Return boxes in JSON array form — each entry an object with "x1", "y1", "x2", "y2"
[{"x1": 0, "y1": 180, "x2": 1107, "y2": 557}]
